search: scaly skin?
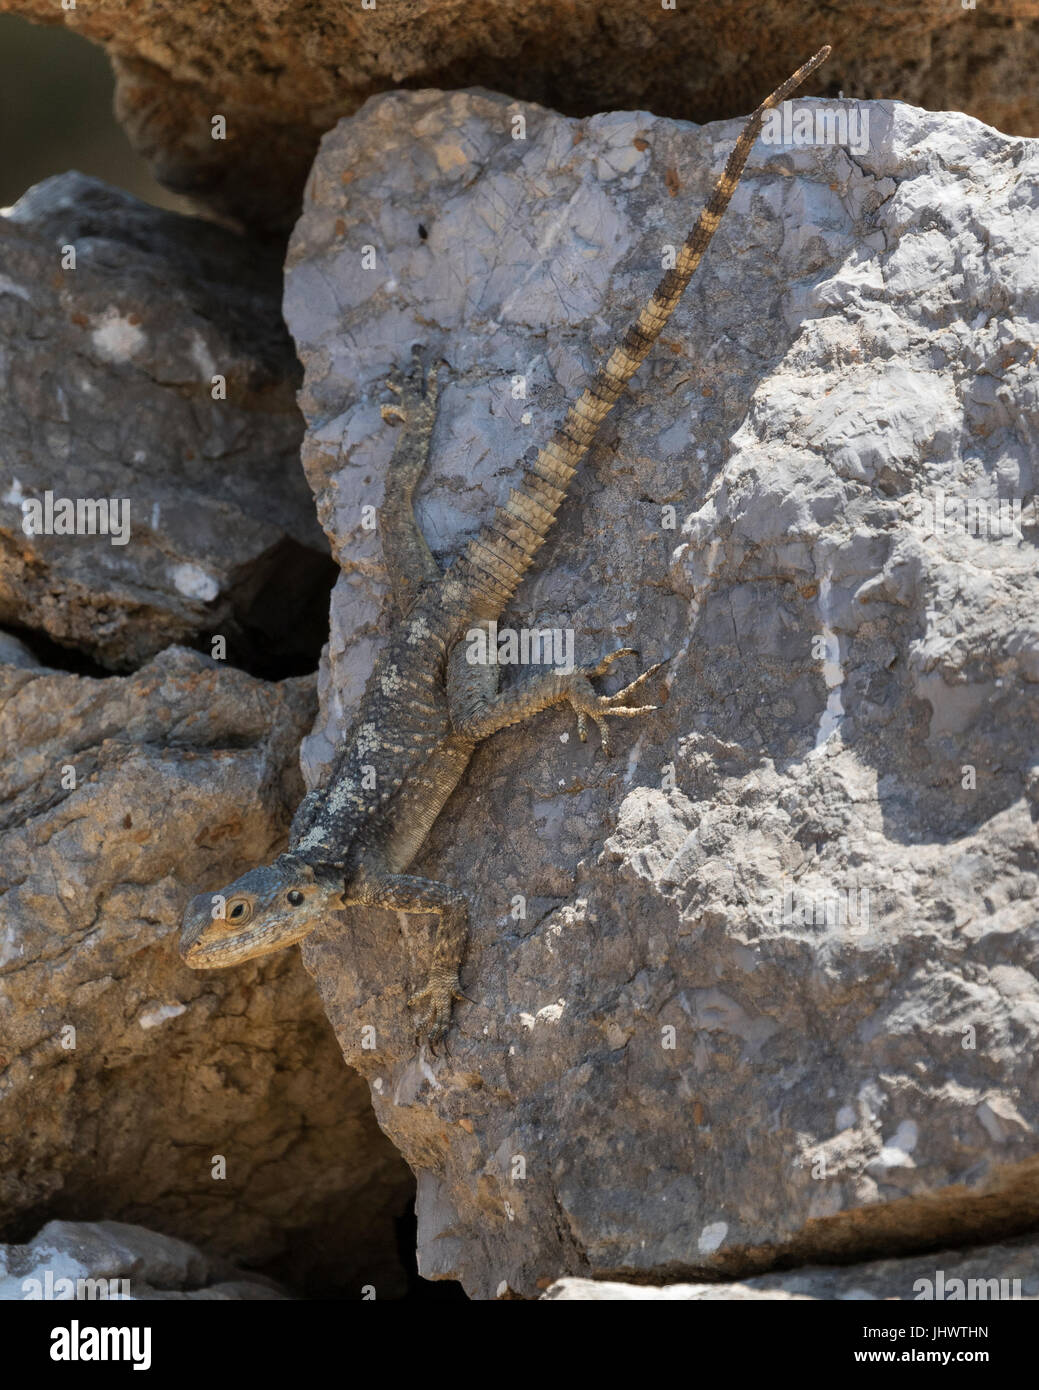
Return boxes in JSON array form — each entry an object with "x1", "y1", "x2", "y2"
[{"x1": 180, "y1": 48, "x2": 832, "y2": 1046}]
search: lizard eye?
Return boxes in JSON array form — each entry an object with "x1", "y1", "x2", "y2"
[
  {"x1": 287, "y1": 890, "x2": 305, "y2": 907},
  {"x1": 225, "y1": 897, "x2": 252, "y2": 924}
]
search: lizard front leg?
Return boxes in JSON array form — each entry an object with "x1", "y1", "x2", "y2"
[
  {"x1": 448, "y1": 641, "x2": 665, "y2": 755},
  {"x1": 355, "y1": 863, "x2": 468, "y2": 1046},
  {"x1": 288, "y1": 787, "x2": 326, "y2": 847}
]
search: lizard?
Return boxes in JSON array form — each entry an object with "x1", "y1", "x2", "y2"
[{"x1": 179, "y1": 45, "x2": 832, "y2": 1045}]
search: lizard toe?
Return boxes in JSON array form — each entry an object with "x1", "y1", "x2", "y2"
[{"x1": 408, "y1": 972, "x2": 460, "y2": 1046}]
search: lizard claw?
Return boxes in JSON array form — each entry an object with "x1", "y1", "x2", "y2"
[
  {"x1": 382, "y1": 351, "x2": 442, "y2": 425},
  {"x1": 565, "y1": 652, "x2": 667, "y2": 755},
  {"x1": 586, "y1": 646, "x2": 639, "y2": 678},
  {"x1": 408, "y1": 970, "x2": 464, "y2": 1049}
]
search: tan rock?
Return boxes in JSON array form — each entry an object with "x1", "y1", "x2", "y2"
[
  {"x1": 0, "y1": 648, "x2": 413, "y2": 1296},
  {"x1": 0, "y1": 2, "x2": 1035, "y2": 229},
  {"x1": 544, "y1": 1235, "x2": 1039, "y2": 1298}
]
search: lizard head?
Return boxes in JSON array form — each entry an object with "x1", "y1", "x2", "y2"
[{"x1": 179, "y1": 855, "x2": 343, "y2": 968}]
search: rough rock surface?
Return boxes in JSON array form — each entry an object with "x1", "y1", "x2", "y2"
[
  {"x1": 544, "y1": 1234, "x2": 1039, "y2": 1299},
  {"x1": 0, "y1": 629, "x2": 40, "y2": 669},
  {"x1": 284, "y1": 90, "x2": 1039, "y2": 1299},
  {"x1": 0, "y1": 173, "x2": 332, "y2": 672},
  {"x1": 0, "y1": 647, "x2": 413, "y2": 1296},
  {"x1": 0, "y1": 1220, "x2": 287, "y2": 1300},
  {"x1": 2, "y1": 2, "x2": 1037, "y2": 230}
]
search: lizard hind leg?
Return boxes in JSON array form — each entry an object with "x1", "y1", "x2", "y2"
[
  {"x1": 356, "y1": 865, "x2": 469, "y2": 1047},
  {"x1": 448, "y1": 642, "x2": 667, "y2": 756}
]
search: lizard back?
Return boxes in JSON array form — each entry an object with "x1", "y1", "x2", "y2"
[{"x1": 290, "y1": 587, "x2": 455, "y2": 865}]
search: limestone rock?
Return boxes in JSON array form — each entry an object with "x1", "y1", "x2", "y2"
[
  {"x1": 0, "y1": 173, "x2": 332, "y2": 672},
  {"x1": 0, "y1": 629, "x2": 41, "y2": 669},
  {"x1": 0, "y1": 648, "x2": 413, "y2": 1296},
  {"x1": 1, "y1": 2, "x2": 1036, "y2": 229},
  {"x1": 284, "y1": 90, "x2": 1039, "y2": 1298},
  {"x1": 0, "y1": 1220, "x2": 287, "y2": 1300},
  {"x1": 544, "y1": 1234, "x2": 1039, "y2": 1298}
]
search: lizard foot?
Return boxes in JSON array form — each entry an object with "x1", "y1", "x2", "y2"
[
  {"x1": 380, "y1": 349, "x2": 441, "y2": 433},
  {"x1": 408, "y1": 968, "x2": 464, "y2": 1049},
  {"x1": 565, "y1": 647, "x2": 667, "y2": 756}
]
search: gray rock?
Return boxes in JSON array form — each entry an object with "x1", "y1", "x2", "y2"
[
  {"x1": 544, "y1": 1234, "x2": 1039, "y2": 1299},
  {"x1": 0, "y1": 173, "x2": 331, "y2": 671},
  {"x1": 0, "y1": 629, "x2": 42, "y2": 668},
  {"x1": 0, "y1": 1220, "x2": 286, "y2": 1300},
  {"x1": 284, "y1": 90, "x2": 1039, "y2": 1298},
  {"x1": 0, "y1": 647, "x2": 413, "y2": 1295}
]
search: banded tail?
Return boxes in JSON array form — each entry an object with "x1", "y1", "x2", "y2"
[{"x1": 456, "y1": 45, "x2": 831, "y2": 616}]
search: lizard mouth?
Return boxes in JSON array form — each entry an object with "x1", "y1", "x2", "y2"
[
  {"x1": 178, "y1": 890, "x2": 322, "y2": 967},
  {"x1": 177, "y1": 891, "x2": 260, "y2": 967},
  {"x1": 180, "y1": 920, "x2": 288, "y2": 968}
]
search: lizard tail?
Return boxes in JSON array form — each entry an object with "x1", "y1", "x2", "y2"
[{"x1": 456, "y1": 45, "x2": 831, "y2": 615}]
